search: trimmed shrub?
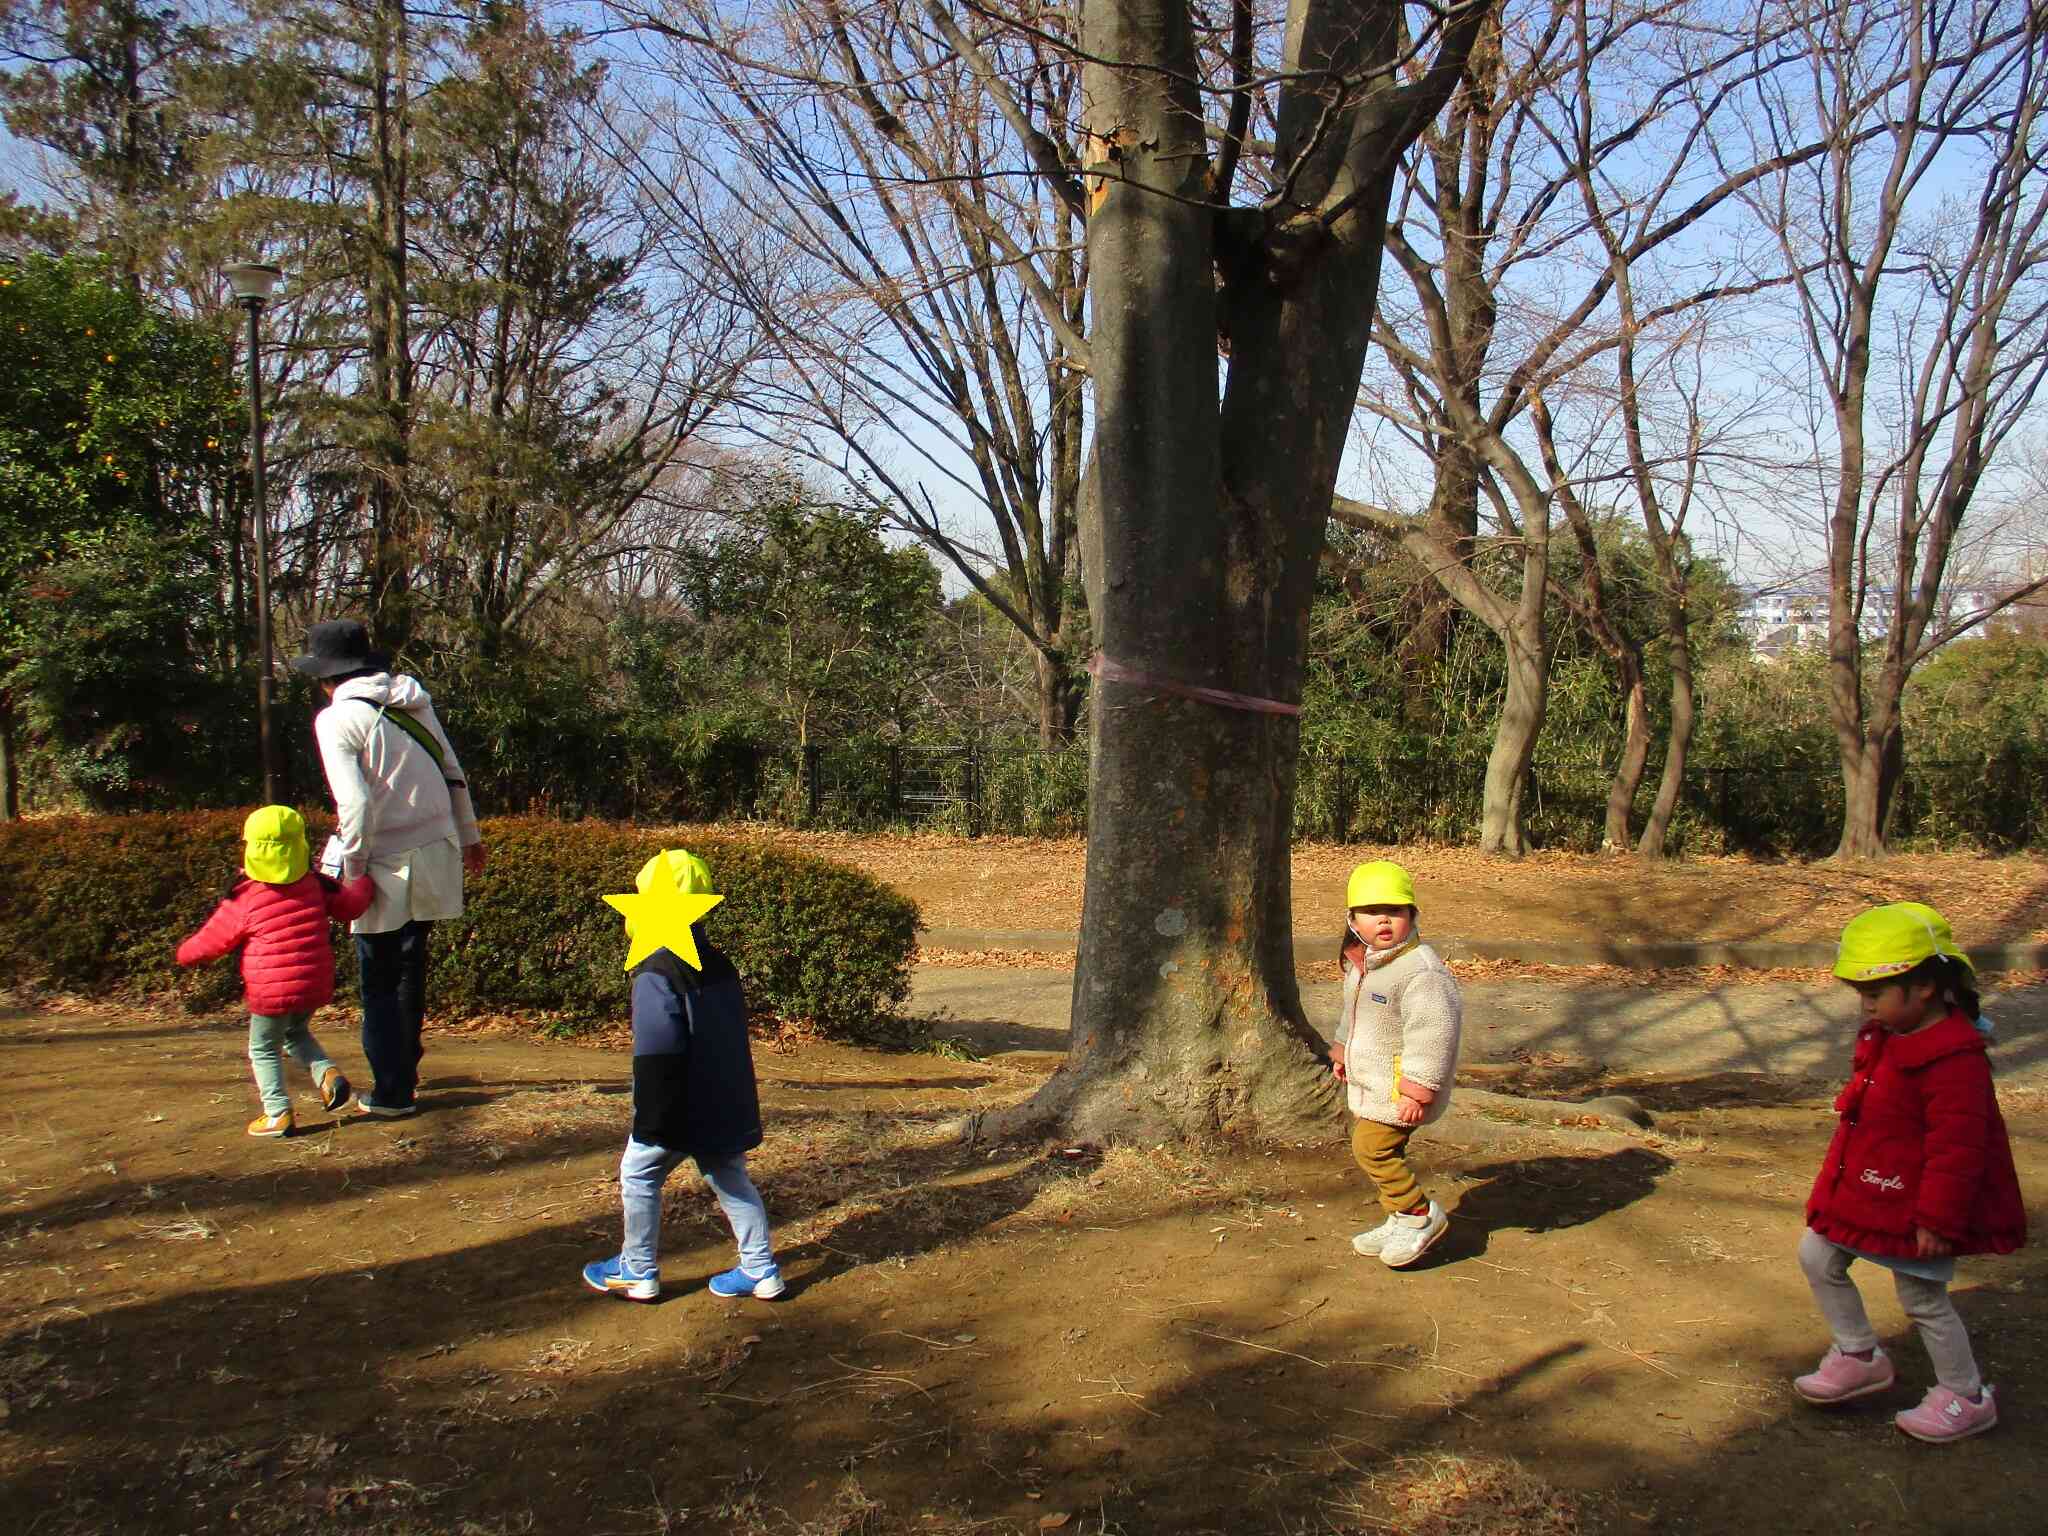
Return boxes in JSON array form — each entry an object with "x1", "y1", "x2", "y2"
[
  {"x1": 0, "y1": 812, "x2": 252, "y2": 1009},
  {"x1": 0, "y1": 813, "x2": 920, "y2": 1037}
]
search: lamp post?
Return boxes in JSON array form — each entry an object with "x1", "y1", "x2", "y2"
[{"x1": 224, "y1": 262, "x2": 284, "y2": 802}]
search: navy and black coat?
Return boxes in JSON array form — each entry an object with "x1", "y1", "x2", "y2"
[{"x1": 629, "y1": 936, "x2": 764, "y2": 1158}]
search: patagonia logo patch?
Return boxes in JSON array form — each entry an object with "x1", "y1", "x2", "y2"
[{"x1": 1370, "y1": 992, "x2": 1389, "y2": 1005}]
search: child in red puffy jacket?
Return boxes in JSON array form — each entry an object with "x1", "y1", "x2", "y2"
[
  {"x1": 1793, "y1": 903, "x2": 2026, "y2": 1444},
  {"x1": 176, "y1": 806, "x2": 374, "y2": 1137}
]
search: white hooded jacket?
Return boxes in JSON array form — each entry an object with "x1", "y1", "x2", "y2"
[{"x1": 313, "y1": 673, "x2": 480, "y2": 932}]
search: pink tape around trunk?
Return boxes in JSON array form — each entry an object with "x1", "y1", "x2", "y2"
[{"x1": 1086, "y1": 652, "x2": 1302, "y2": 717}]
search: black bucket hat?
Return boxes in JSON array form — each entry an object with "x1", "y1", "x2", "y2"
[{"x1": 290, "y1": 618, "x2": 390, "y2": 680}]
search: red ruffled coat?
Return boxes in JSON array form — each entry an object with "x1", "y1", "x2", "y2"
[
  {"x1": 1807, "y1": 1012, "x2": 2026, "y2": 1259},
  {"x1": 176, "y1": 872, "x2": 374, "y2": 1016}
]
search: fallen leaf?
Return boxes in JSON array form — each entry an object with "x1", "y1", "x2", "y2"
[{"x1": 1039, "y1": 1515, "x2": 1071, "y2": 1530}]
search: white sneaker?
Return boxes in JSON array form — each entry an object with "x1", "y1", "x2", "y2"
[
  {"x1": 1351, "y1": 1215, "x2": 1399, "y2": 1256},
  {"x1": 1379, "y1": 1199, "x2": 1449, "y2": 1269}
]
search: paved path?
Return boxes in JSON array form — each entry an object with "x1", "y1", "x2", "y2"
[{"x1": 910, "y1": 968, "x2": 2048, "y2": 1083}]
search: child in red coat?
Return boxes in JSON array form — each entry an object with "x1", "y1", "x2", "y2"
[
  {"x1": 177, "y1": 806, "x2": 374, "y2": 1137},
  {"x1": 1794, "y1": 902, "x2": 2026, "y2": 1443}
]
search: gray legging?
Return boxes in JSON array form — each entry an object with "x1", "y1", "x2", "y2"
[{"x1": 1798, "y1": 1227, "x2": 1982, "y2": 1395}]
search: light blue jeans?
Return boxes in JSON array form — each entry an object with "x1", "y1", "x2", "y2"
[
  {"x1": 248, "y1": 1012, "x2": 338, "y2": 1117},
  {"x1": 619, "y1": 1137, "x2": 774, "y2": 1279}
]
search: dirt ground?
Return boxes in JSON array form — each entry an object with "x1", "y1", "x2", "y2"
[
  {"x1": 655, "y1": 831, "x2": 2048, "y2": 948},
  {"x1": 6, "y1": 997, "x2": 2046, "y2": 1536}
]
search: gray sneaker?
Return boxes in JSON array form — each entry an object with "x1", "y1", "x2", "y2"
[
  {"x1": 1351, "y1": 1215, "x2": 1399, "y2": 1256},
  {"x1": 1378, "y1": 1199, "x2": 1449, "y2": 1268}
]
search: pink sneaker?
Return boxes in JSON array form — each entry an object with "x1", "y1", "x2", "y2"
[
  {"x1": 1794, "y1": 1345, "x2": 1895, "y2": 1404},
  {"x1": 1895, "y1": 1385, "x2": 1997, "y2": 1443}
]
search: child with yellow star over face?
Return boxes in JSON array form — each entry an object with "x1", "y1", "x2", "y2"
[{"x1": 582, "y1": 849, "x2": 784, "y2": 1302}]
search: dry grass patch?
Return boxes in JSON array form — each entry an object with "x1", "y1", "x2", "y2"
[
  {"x1": 139, "y1": 1209, "x2": 220, "y2": 1242},
  {"x1": 1007, "y1": 1143, "x2": 1277, "y2": 1231},
  {"x1": 462, "y1": 1083, "x2": 621, "y2": 1149},
  {"x1": 1342, "y1": 1453, "x2": 1592, "y2": 1535}
]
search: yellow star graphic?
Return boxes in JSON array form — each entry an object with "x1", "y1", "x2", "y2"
[{"x1": 603, "y1": 883, "x2": 725, "y2": 972}]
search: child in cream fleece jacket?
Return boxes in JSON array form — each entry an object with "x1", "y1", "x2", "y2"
[{"x1": 1328, "y1": 860, "x2": 1463, "y2": 1269}]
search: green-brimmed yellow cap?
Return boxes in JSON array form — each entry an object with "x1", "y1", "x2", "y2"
[
  {"x1": 243, "y1": 805, "x2": 309, "y2": 885},
  {"x1": 1834, "y1": 902, "x2": 1973, "y2": 982}
]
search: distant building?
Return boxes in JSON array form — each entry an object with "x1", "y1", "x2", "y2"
[{"x1": 1736, "y1": 581, "x2": 2007, "y2": 655}]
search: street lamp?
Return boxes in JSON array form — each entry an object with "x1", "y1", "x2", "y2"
[{"x1": 224, "y1": 262, "x2": 284, "y2": 802}]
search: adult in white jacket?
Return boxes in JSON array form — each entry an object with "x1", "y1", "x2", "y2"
[{"x1": 291, "y1": 619, "x2": 486, "y2": 1117}]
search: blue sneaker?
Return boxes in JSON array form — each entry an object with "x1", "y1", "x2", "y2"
[
  {"x1": 707, "y1": 1264, "x2": 786, "y2": 1299},
  {"x1": 582, "y1": 1255, "x2": 659, "y2": 1301}
]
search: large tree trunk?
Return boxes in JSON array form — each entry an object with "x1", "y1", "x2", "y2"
[
  {"x1": 1838, "y1": 745, "x2": 1886, "y2": 859},
  {"x1": 1395, "y1": 445, "x2": 1481, "y2": 715},
  {"x1": 1828, "y1": 596, "x2": 1911, "y2": 856},
  {"x1": 1837, "y1": 720, "x2": 1905, "y2": 860},
  {"x1": 1033, "y1": 648, "x2": 1085, "y2": 748},
  {"x1": 1480, "y1": 631, "x2": 1547, "y2": 856},
  {"x1": 986, "y1": 0, "x2": 1453, "y2": 1145},
  {"x1": 1637, "y1": 615, "x2": 1695, "y2": 858},
  {"x1": 1601, "y1": 648, "x2": 1649, "y2": 854}
]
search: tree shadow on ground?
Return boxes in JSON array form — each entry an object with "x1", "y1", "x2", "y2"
[
  {"x1": 1463, "y1": 1060, "x2": 1837, "y2": 1111},
  {"x1": 1405, "y1": 1146, "x2": 1678, "y2": 1269},
  {"x1": 13, "y1": 1194, "x2": 2043, "y2": 1536},
  {"x1": 0, "y1": 1140, "x2": 1101, "y2": 1527},
  {"x1": 7, "y1": 1000, "x2": 2045, "y2": 1536}
]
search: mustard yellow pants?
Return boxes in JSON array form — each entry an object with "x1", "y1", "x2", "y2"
[{"x1": 1351, "y1": 1117, "x2": 1423, "y2": 1215}]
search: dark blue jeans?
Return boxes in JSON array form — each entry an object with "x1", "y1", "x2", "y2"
[{"x1": 356, "y1": 920, "x2": 432, "y2": 1109}]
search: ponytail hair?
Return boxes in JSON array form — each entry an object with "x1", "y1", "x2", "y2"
[{"x1": 1903, "y1": 955, "x2": 1980, "y2": 1022}]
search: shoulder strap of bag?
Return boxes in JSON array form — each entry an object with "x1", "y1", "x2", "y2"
[{"x1": 359, "y1": 699, "x2": 464, "y2": 789}]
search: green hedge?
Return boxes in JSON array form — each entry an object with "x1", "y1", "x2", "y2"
[{"x1": 0, "y1": 814, "x2": 920, "y2": 1036}]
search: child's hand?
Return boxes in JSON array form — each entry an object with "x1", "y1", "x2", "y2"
[
  {"x1": 1915, "y1": 1225, "x2": 1954, "y2": 1259},
  {"x1": 1328, "y1": 1049, "x2": 1347, "y2": 1083},
  {"x1": 1395, "y1": 1077, "x2": 1434, "y2": 1126}
]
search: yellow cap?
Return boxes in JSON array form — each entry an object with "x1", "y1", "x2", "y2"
[
  {"x1": 1346, "y1": 860, "x2": 1417, "y2": 912},
  {"x1": 243, "y1": 805, "x2": 309, "y2": 885},
  {"x1": 634, "y1": 848, "x2": 716, "y2": 897},
  {"x1": 608, "y1": 849, "x2": 724, "y2": 971},
  {"x1": 1833, "y1": 902, "x2": 1973, "y2": 982}
]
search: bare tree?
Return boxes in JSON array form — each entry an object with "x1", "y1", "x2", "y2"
[
  {"x1": 1736, "y1": 0, "x2": 2048, "y2": 858},
  {"x1": 607, "y1": 0, "x2": 1091, "y2": 745},
  {"x1": 403, "y1": 8, "x2": 759, "y2": 660},
  {"x1": 1531, "y1": 322, "x2": 1744, "y2": 857},
  {"x1": 1339, "y1": 0, "x2": 1857, "y2": 855}
]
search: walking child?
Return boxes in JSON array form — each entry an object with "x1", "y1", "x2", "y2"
[
  {"x1": 583, "y1": 849, "x2": 783, "y2": 1302},
  {"x1": 1328, "y1": 861, "x2": 1464, "y2": 1269},
  {"x1": 175, "y1": 806, "x2": 374, "y2": 1137},
  {"x1": 1795, "y1": 902, "x2": 2026, "y2": 1443}
]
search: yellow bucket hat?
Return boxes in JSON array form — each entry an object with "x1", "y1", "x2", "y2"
[
  {"x1": 635, "y1": 848, "x2": 716, "y2": 896},
  {"x1": 1346, "y1": 860, "x2": 1417, "y2": 912},
  {"x1": 1834, "y1": 902, "x2": 1974, "y2": 982},
  {"x1": 243, "y1": 805, "x2": 309, "y2": 885},
  {"x1": 607, "y1": 849, "x2": 724, "y2": 971}
]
